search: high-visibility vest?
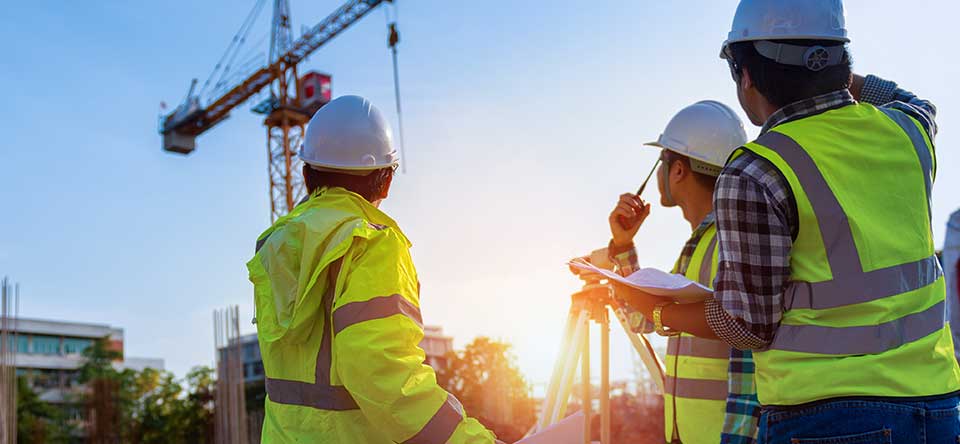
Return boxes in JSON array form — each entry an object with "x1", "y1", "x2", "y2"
[
  {"x1": 247, "y1": 187, "x2": 496, "y2": 443},
  {"x1": 737, "y1": 103, "x2": 960, "y2": 406},
  {"x1": 664, "y1": 223, "x2": 730, "y2": 444}
]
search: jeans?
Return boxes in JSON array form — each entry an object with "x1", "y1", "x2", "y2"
[{"x1": 757, "y1": 395, "x2": 960, "y2": 443}]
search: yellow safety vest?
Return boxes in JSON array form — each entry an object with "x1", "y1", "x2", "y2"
[
  {"x1": 247, "y1": 187, "x2": 496, "y2": 443},
  {"x1": 736, "y1": 103, "x2": 960, "y2": 406},
  {"x1": 664, "y1": 223, "x2": 730, "y2": 444}
]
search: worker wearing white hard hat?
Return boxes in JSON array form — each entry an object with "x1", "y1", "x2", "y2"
[
  {"x1": 249, "y1": 95, "x2": 502, "y2": 444},
  {"x1": 602, "y1": 100, "x2": 760, "y2": 444},
  {"x1": 611, "y1": 1, "x2": 960, "y2": 443}
]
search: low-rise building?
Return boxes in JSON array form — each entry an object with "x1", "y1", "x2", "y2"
[{"x1": 4, "y1": 317, "x2": 164, "y2": 403}]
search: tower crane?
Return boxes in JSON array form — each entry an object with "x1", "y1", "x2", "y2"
[{"x1": 159, "y1": 0, "x2": 397, "y2": 221}]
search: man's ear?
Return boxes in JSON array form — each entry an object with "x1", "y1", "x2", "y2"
[
  {"x1": 379, "y1": 170, "x2": 394, "y2": 200},
  {"x1": 740, "y1": 67, "x2": 753, "y2": 92},
  {"x1": 670, "y1": 157, "x2": 688, "y2": 185}
]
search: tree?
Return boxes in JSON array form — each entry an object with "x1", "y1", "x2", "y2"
[
  {"x1": 16, "y1": 376, "x2": 74, "y2": 444},
  {"x1": 436, "y1": 337, "x2": 536, "y2": 443},
  {"x1": 181, "y1": 366, "x2": 215, "y2": 442},
  {"x1": 78, "y1": 339, "x2": 123, "y2": 443},
  {"x1": 75, "y1": 339, "x2": 215, "y2": 443}
]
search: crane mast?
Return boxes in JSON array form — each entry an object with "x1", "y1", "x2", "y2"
[{"x1": 160, "y1": 0, "x2": 391, "y2": 221}]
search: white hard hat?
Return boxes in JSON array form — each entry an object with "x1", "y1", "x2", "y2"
[
  {"x1": 645, "y1": 101, "x2": 748, "y2": 176},
  {"x1": 299, "y1": 95, "x2": 399, "y2": 172},
  {"x1": 722, "y1": 0, "x2": 848, "y2": 47},
  {"x1": 720, "y1": 0, "x2": 849, "y2": 71}
]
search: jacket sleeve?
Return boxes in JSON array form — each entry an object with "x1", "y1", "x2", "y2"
[{"x1": 332, "y1": 229, "x2": 496, "y2": 444}]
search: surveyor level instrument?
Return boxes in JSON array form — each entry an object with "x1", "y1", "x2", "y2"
[{"x1": 535, "y1": 273, "x2": 666, "y2": 444}]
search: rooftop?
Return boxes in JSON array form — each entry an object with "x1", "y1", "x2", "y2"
[{"x1": 1, "y1": 317, "x2": 122, "y2": 339}]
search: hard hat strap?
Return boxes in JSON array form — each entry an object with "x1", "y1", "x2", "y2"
[
  {"x1": 753, "y1": 41, "x2": 845, "y2": 72},
  {"x1": 660, "y1": 158, "x2": 675, "y2": 207}
]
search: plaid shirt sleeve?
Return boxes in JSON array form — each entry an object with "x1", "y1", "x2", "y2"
[
  {"x1": 708, "y1": 153, "x2": 797, "y2": 349},
  {"x1": 608, "y1": 241, "x2": 640, "y2": 276},
  {"x1": 861, "y1": 74, "x2": 937, "y2": 141},
  {"x1": 608, "y1": 241, "x2": 655, "y2": 333}
]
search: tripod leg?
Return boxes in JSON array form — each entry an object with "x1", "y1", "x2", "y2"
[
  {"x1": 612, "y1": 306, "x2": 666, "y2": 392},
  {"x1": 581, "y1": 317, "x2": 591, "y2": 444},
  {"x1": 600, "y1": 308, "x2": 611, "y2": 444},
  {"x1": 538, "y1": 307, "x2": 581, "y2": 431},
  {"x1": 552, "y1": 308, "x2": 589, "y2": 425}
]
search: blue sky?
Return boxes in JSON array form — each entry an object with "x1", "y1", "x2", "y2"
[{"x1": 2, "y1": 1, "x2": 958, "y2": 386}]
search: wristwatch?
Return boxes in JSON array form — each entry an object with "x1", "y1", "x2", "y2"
[{"x1": 653, "y1": 301, "x2": 680, "y2": 337}]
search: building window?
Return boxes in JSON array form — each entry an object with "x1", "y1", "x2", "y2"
[
  {"x1": 64, "y1": 370, "x2": 81, "y2": 388},
  {"x1": 31, "y1": 335, "x2": 61, "y2": 355},
  {"x1": 33, "y1": 369, "x2": 60, "y2": 389},
  {"x1": 5, "y1": 335, "x2": 28, "y2": 353},
  {"x1": 253, "y1": 361, "x2": 264, "y2": 377},
  {"x1": 63, "y1": 338, "x2": 93, "y2": 355}
]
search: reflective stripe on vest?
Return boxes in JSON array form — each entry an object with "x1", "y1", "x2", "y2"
[
  {"x1": 334, "y1": 294, "x2": 424, "y2": 334},
  {"x1": 878, "y1": 108, "x2": 934, "y2": 222},
  {"x1": 264, "y1": 258, "x2": 359, "y2": 411},
  {"x1": 667, "y1": 335, "x2": 730, "y2": 359},
  {"x1": 664, "y1": 376, "x2": 728, "y2": 401},
  {"x1": 755, "y1": 127, "x2": 943, "y2": 355},
  {"x1": 402, "y1": 394, "x2": 466, "y2": 444}
]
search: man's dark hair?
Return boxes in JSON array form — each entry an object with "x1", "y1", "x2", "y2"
[
  {"x1": 302, "y1": 165, "x2": 393, "y2": 203},
  {"x1": 663, "y1": 151, "x2": 717, "y2": 190},
  {"x1": 729, "y1": 39, "x2": 852, "y2": 109}
]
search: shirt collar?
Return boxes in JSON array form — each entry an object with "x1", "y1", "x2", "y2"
[
  {"x1": 760, "y1": 89, "x2": 855, "y2": 134},
  {"x1": 691, "y1": 211, "x2": 716, "y2": 239}
]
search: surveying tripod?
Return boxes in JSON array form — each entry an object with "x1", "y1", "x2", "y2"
[{"x1": 535, "y1": 273, "x2": 666, "y2": 444}]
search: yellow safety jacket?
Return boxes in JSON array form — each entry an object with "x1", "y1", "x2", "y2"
[
  {"x1": 247, "y1": 187, "x2": 496, "y2": 443},
  {"x1": 664, "y1": 223, "x2": 730, "y2": 444},
  {"x1": 736, "y1": 103, "x2": 960, "y2": 406}
]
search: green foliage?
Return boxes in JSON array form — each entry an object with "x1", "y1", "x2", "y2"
[
  {"x1": 16, "y1": 376, "x2": 75, "y2": 444},
  {"x1": 17, "y1": 338, "x2": 215, "y2": 443},
  {"x1": 436, "y1": 337, "x2": 536, "y2": 443}
]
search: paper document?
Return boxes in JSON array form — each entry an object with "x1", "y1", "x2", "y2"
[
  {"x1": 568, "y1": 259, "x2": 712, "y2": 303},
  {"x1": 517, "y1": 412, "x2": 585, "y2": 444}
]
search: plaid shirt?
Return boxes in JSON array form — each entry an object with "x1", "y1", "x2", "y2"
[
  {"x1": 610, "y1": 213, "x2": 760, "y2": 444},
  {"x1": 705, "y1": 75, "x2": 940, "y2": 349}
]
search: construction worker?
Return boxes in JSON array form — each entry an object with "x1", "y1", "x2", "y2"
[
  {"x1": 610, "y1": 1, "x2": 960, "y2": 442},
  {"x1": 247, "y1": 95, "x2": 501, "y2": 444},
  {"x1": 606, "y1": 101, "x2": 758, "y2": 444}
]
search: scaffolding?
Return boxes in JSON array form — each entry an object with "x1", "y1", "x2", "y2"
[
  {"x1": 0, "y1": 278, "x2": 20, "y2": 444},
  {"x1": 214, "y1": 306, "x2": 249, "y2": 444}
]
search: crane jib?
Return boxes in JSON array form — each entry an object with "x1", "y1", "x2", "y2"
[{"x1": 161, "y1": 0, "x2": 388, "y2": 139}]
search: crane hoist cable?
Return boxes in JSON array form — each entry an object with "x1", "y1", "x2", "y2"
[
  {"x1": 199, "y1": 0, "x2": 269, "y2": 102},
  {"x1": 386, "y1": 3, "x2": 406, "y2": 173}
]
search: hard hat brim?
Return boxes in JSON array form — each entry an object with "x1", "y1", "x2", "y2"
[{"x1": 720, "y1": 35, "x2": 850, "y2": 59}]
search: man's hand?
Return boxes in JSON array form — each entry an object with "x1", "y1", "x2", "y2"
[
  {"x1": 610, "y1": 281, "x2": 669, "y2": 317},
  {"x1": 609, "y1": 193, "x2": 652, "y2": 248}
]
